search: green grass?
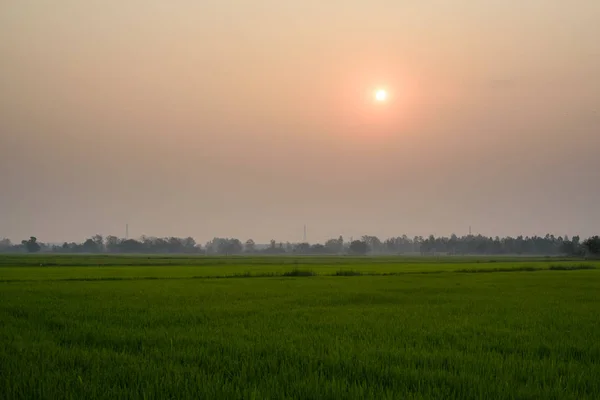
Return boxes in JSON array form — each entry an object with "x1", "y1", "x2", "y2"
[
  {"x1": 282, "y1": 268, "x2": 317, "y2": 277},
  {"x1": 0, "y1": 254, "x2": 586, "y2": 267},
  {"x1": 0, "y1": 254, "x2": 596, "y2": 282},
  {"x1": 334, "y1": 269, "x2": 363, "y2": 276},
  {"x1": 1, "y1": 255, "x2": 600, "y2": 399}
]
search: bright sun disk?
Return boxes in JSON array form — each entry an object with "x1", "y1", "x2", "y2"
[{"x1": 375, "y1": 89, "x2": 387, "y2": 102}]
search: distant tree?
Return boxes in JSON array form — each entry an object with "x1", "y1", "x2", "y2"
[
  {"x1": 5, "y1": 231, "x2": 593, "y2": 256},
  {"x1": 119, "y1": 239, "x2": 144, "y2": 253},
  {"x1": 82, "y1": 238, "x2": 99, "y2": 253},
  {"x1": 209, "y1": 238, "x2": 243, "y2": 255},
  {"x1": 325, "y1": 236, "x2": 344, "y2": 254},
  {"x1": 560, "y1": 239, "x2": 584, "y2": 256},
  {"x1": 244, "y1": 239, "x2": 256, "y2": 253},
  {"x1": 0, "y1": 238, "x2": 12, "y2": 250},
  {"x1": 91, "y1": 234, "x2": 104, "y2": 251},
  {"x1": 383, "y1": 235, "x2": 414, "y2": 254},
  {"x1": 21, "y1": 237, "x2": 41, "y2": 253},
  {"x1": 420, "y1": 235, "x2": 437, "y2": 255},
  {"x1": 166, "y1": 237, "x2": 183, "y2": 253},
  {"x1": 413, "y1": 236, "x2": 423, "y2": 253},
  {"x1": 383, "y1": 237, "x2": 398, "y2": 253},
  {"x1": 583, "y1": 236, "x2": 600, "y2": 256},
  {"x1": 182, "y1": 237, "x2": 198, "y2": 253},
  {"x1": 294, "y1": 243, "x2": 310, "y2": 254},
  {"x1": 448, "y1": 234, "x2": 459, "y2": 254},
  {"x1": 226, "y1": 239, "x2": 243, "y2": 255},
  {"x1": 310, "y1": 244, "x2": 327, "y2": 254},
  {"x1": 349, "y1": 240, "x2": 369, "y2": 255},
  {"x1": 361, "y1": 236, "x2": 382, "y2": 253},
  {"x1": 260, "y1": 239, "x2": 286, "y2": 254},
  {"x1": 105, "y1": 235, "x2": 119, "y2": 252}
]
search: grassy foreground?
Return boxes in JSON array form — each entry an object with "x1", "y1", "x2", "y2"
[{"x1": 1, "y1": 256, "x2": 600, "y2": 399}]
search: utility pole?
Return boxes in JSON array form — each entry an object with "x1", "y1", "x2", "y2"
[
  {"x1": 303, "y1": 225, "x2": 307, "y2": 243},
  {"x1": 126, "y1": 224, "x2": 129, "y2": 240}
]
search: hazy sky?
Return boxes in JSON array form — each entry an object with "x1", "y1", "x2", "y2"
[{"x1": 1, "y1": 1, "x2": 599, "y2": 243}]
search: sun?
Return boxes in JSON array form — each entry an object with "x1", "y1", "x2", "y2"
[{"x1": 374, "y1": 89, "x2": 388, "y2": 102}]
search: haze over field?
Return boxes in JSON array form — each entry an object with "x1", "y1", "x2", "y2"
[{"x1": 1, "y1": 1, "x2": 599, "y2": 243}]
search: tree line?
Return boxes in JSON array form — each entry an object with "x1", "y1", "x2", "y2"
[{"x1": 1, "y1": 234, "x2": 599, "y2": 256}]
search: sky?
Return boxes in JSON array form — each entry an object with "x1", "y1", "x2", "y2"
[{"x1": 1, "y1": 0, "x2": 599, "y2": 244}]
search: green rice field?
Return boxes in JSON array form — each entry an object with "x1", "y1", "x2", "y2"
[{"x1": 1, "y1": 255, "x2": 599, "y2": 399}]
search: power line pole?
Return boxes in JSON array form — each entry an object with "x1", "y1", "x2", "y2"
[
  {"x1": 303, "y1": 225, "x2": 307, "y2": 243},
  {"x1": 126, "y1": 224, "x2": 129, "y2": 240}
]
